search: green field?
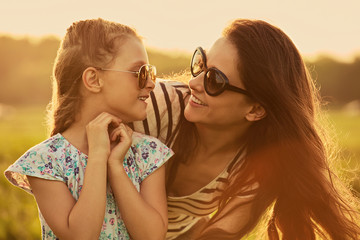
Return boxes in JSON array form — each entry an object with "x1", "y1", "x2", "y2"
[{"x1": 0, "y1": 105, "x2": 359, "y2": 239}]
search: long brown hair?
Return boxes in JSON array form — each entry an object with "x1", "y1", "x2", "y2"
[
  {"x1": 47, "y1": 18, "x2": 139, "y2": 136},
  {"x1": 168, "y1": 19, "x2": 360, "y2": 239}
]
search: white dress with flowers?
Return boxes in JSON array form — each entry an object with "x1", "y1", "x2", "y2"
[{"x1": 4, "y1": 132, "x2": 173, "y2": 240}]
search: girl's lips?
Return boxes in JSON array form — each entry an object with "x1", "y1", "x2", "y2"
[{"x1": 138, "y1": 96, "x2": 149, "y2": 101}]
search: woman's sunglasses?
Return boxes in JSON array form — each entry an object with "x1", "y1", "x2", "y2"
[
  {"x1": 96, "y1": 64, "x2": 156, "y2": 89},
  {"x1": 191, "y1": 47, "x2": 251, "y2": 97}
]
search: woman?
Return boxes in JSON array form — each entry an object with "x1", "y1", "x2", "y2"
[{"x1": 135, "y1": 19, "x2": 360, "y2": 239}]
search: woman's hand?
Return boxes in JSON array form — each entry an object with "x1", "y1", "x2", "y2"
[
  {"x1": 108, "y1": 123, "x2": 133, "y2": 167},
  {"x1": 86, "y1": 112, "x2": 122, "y2": 160}
]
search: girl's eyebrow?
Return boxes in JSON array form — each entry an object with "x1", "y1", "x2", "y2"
[{"x1": 129, "y1": 61, "x2": 147, "y2": 69}]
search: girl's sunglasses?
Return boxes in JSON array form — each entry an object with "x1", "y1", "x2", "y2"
[
  {"x1": 96, "y1": 64, "x2": 157, "y2": 89},
  {"x1": 191, "y1": 47, "x2": 250, "y2": 97}
]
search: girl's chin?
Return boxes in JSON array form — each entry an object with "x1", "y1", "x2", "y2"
[
  {"x1": 135, "y1": 111, "x2": 148, "y2": 121},
  {"x1": 118, "y1": 111, "x2": 147, "y2": 123}
]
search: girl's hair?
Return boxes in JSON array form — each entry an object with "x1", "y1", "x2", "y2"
[
  {"x1": 47, "y1": 18, "x2": 140, "y2": 136},
  {"x1": 167, "y1": 19, "x2": 360, "y2": 239}
]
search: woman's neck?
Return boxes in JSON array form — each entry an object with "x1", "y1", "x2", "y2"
[{"x1": 194, "y1": 122, "x2": 249, "y2": 159}]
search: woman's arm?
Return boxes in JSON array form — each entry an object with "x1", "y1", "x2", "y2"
[{"x1": 108, "y1": 164, "x2": 168, "y2": 240}]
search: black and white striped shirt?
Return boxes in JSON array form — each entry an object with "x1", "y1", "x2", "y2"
[{"x1": 133, "y1": 80, "x2": 252, "y2": 239}]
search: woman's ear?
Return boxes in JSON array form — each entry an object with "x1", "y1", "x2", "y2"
[
  {"x1": 82, "y1": 67, "x2": 103, "y2": 93},
  {"x1": 245, "y1": 103, "x2": 266, "y2": 122}
]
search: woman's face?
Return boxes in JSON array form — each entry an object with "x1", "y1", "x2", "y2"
[
  {"x1": 184, "y1": 37, "x2": 254, "y2": 129},
  {"x1": 99, "y1": 36, "x2": 155, "y2": 122}
]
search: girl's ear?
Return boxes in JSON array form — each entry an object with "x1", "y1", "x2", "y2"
[
  {"x1": 82, "y1": 67, "x2": 103, "y2": 93},
  {"x1": 245, "y1": 103, "x2": 266, "y2": 122}
]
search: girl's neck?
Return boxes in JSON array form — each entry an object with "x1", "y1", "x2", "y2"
[
  {"x1": 61, "y1": 122, "x2": 88, "y2": 155},
  {"x1": 60, "y1": 110, "x2": 97, "y2": 155}
]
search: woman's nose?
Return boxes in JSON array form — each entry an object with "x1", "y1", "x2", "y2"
[{"x1": 188, "y1": 73, "x2": 204, "y2": 93}]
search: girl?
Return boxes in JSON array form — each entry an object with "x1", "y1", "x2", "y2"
[
  {"x1": 5, "y1": 18, "x2": 172, "y2": 240},
  {"x1": 135, "y1": 19, "x2": 360, "y2": 239}
]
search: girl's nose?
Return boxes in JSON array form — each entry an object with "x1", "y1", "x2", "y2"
[{"x1": 145, "y1": 75, "x2": 155, "y2": 91}]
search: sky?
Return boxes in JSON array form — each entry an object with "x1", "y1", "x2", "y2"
[{"x1": 1, "y1": 0, "x2": 359, "y2": 61}]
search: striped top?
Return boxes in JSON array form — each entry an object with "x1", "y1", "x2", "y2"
[
  {"x1": 131, "y1": 79, "x2": 189, "y2": 148},
  {"x1": 133, "y1": 80, "x2": 254, "y2": 239},
  {"x1": 166, "y1": 148, "x2": 246, "y2": 239}
]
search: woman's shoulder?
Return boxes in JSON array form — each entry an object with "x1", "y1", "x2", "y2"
[
  {"x1": 154, "y1": 79, "x2": 190, "y2": 102},
  {"x1": 132, "y1": 79, "x2": 190, "y2": 144}
]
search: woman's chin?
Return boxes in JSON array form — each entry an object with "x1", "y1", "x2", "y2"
[{"x1": 184, "y1": 110, "x2": 200, "y2": 123}]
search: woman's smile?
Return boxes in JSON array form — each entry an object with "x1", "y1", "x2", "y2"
[{"x1": 189, "y1": 94, "x2": 208, "y2": 106}]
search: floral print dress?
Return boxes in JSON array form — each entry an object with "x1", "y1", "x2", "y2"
[{"x1": 5, "y1": 132, "x2": 173, "y2": 240}]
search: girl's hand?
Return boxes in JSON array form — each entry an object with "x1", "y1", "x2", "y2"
[
  {"x1": 108, "y1": 123, "x2": 133, "y2": 166},
  {"x1": 86, "y1": 112, "x2": 121, "y2": 160}
]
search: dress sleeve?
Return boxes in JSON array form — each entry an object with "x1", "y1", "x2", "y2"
[
  {"x1": 132, "y1": 79, "x2": 190, "y2": 146},
  {"x1": 4, "y1": 145, "x2": 65, "y2": 194},
  {"x1": 131, "y1": 133, "x2": 174, "y2": 182}
]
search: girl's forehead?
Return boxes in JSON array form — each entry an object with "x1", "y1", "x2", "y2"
[{"x1": 112, "y1": 37, "x2": 148, "y2": 68}]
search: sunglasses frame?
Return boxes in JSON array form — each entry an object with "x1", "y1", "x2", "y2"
[
  {"x1": 191, "y1": 47, "x2": 251, "y2": 97},
  {"x1": 95, "y1": 64, "x2": 156, "y2": 89}
]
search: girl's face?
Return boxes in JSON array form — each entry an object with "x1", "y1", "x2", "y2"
[
  {"x1": 99, "y1": 36, "x2": 155, "y2": 122},
  {"x1": 184, "y1": 37, "x2": 253, "y2": 129}
]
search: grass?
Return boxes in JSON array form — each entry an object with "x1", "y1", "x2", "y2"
[
  {"x1": 0, "y1": 105, "x2": 47, "y2": 240},
  {"x1": 0, "y1": 105, "x2": 359, "y2": 239}
]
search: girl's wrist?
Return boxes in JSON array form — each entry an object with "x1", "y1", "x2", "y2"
[
  {"x1": 107, "y1": 163, "x2": 127, "y2": 181},
  {"x1": 87, "y1": 151, "x2": 109, "y2": 163},
  {"x1": 107, "y1": 159, "x2": 124, "y2": 171}
]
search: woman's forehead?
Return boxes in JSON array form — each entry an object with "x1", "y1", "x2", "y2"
[
  {"x1": 207, "y1": 38, "x2": 237, "y2": 65},
  {"x1": 207, "y1": 38, "x2": 240, "y2": 81}
]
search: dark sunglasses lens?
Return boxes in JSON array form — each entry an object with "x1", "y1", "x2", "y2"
[
  {"x1": 139, "y1": 65, "x2": 147, "y2": 88},
  {"x1": 191, "y1": 49, "x2": 204, "y2": 77},
  {"x1": 205, "y1": 69, "x2": 225, "y2": 95},
  {"x1": 139, "y1": 65, "x2": 156, "y2": 89},
  {"x1": 150, "y1": 66, "x2": 157, "y2": 82}
]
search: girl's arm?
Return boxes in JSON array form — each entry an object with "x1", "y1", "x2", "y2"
[
  {"x1": 28, "y1": 157, "x2": 107, "y2": 240},
  {"x1": 107, "y1": 124, "x2": 168, "y2": 240},
  {"x1": 108, "y1": 164, "x2": 168, "y2": 240},
  {"x1": 28, "y1": 112, "x2": 121, "y2": 240}
]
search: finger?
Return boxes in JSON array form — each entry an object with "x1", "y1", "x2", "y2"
[
  {"x1": 88, "y1": 112, "x2": 122, "y2": 130},
  {"x1": 110, "y1": 124, "x2": 131, "y2": 142},
  {"x1": 105, "y1": 114, "x2": 122, "y2": 127},
  {"x1": 124, "y1": 124, "x2": 133, "y2": 135},
  {"x1": 110, "y1": 128, "x2": 122, "y2": 142},
  {"x1": 116, "y1": 125, "x2": 133, "y2": 144},
  {"x1": 119, "y1": 124, "x2": 131, "y2": 137}
]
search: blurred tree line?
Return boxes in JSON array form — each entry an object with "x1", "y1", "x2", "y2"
[{"x1": 0, "y1": 35, "x2": 359, "y2": 106}]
